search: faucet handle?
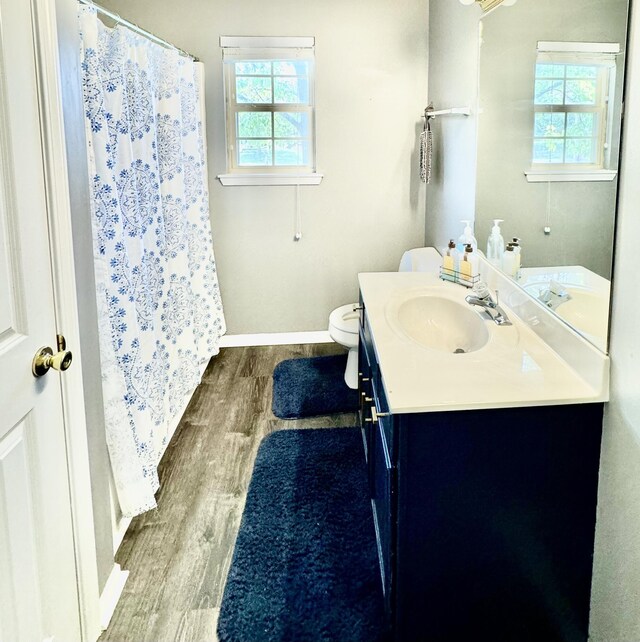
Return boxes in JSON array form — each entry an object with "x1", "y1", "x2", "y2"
[
  {"x1": 471, "y1": 281, "x2": 492, "y2": 299},
  {"x1": 549, "y1": 279, "x2": 569, "y2": 297}
]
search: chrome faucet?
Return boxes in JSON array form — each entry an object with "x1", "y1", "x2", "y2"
[
  {"x1": 538, "y1": 279, "x2": 572, "y2": 310},
  {"x1": 465, "y1": 282, "x2": 512, "y2": 326}
]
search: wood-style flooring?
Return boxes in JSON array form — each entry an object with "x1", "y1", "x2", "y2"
[{"x1": 99, "y1": 343, "x2": 358, "y2": 642}]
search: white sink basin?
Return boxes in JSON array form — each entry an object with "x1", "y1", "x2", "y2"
[
  {"x1": 392, "y1": 295, "x2": 489, "y2": 354},
  {"x1": 554, "y1": 290, "x2": 609, "y2": 339},
  {"x1": 519, "y1": 266, "x2": 610, "y2": 352}
]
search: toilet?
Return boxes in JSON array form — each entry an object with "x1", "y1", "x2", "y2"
[
  {"x1": 328, "y1": 304, "x2": 361, "y2": 389},
  {"x1": 329, "y1": 247, "x2": 443, "y2": 389}
]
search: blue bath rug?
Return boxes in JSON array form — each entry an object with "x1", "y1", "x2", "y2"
[
  {"x1": 217, "y1": 428, "x2": 386, "y2": 642},
  {"x1": 272, "y1": 355, "x2": 359, "y2": 419}
]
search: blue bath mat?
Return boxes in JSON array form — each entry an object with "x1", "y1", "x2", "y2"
[
  {"x1": 217, "y1": 428, "x2": 386, "y2": 642},
  {"x1": 272, "y1": 355, "x2": 359, "y2": 419}
]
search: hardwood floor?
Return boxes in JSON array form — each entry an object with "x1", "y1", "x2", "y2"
[{"x1": 100, "y1": 343, "x2": 358, "y2": 642}]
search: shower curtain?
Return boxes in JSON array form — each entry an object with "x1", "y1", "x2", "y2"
[{"x1": 79, "y1": 6, "x2": 225, "y2": 517}]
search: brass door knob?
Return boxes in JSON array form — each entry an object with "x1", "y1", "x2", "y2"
[{"x1": 32, "y1": 346, "x2": 73, "y2": 377}]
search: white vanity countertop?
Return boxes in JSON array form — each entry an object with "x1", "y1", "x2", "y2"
[{"x1": 358, "y1": 271, "x2": 608, "y2": 414}]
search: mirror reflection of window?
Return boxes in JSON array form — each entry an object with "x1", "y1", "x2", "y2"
[{"x1": 531, "y1": 43, "x2": 620, "y2": 171}]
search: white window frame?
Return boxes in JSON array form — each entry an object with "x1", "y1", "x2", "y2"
[
  {"x1": 525, "y1": 42, "x2": 620, "y2": 183},
  {"x1": 218, "y1": 36, "x2": 323, "y2": 186}
]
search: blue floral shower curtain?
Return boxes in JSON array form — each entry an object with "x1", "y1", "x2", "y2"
[{"x1": 79, "y1": 6, "x2": 225, "y2": 517}]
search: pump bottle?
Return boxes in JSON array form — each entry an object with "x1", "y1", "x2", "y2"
[
  {"x1": 460, "y1": 244, "x2": 479, "y2": 280},
  {"x1": 458, "y1": 220, "x2": 478, "y2": 254},
  {"x1": 511, "y1": 238, "x2": 522, "y2": 278},
  {"x1": 486, "y1": 219, "x2": 505, "y2": 267},
  {"x1": 442, "y1": 239, "x2": 458, "y2": 281},
  {"x1": 502, "y1": 244, "x2": 517, "y2": 278}
]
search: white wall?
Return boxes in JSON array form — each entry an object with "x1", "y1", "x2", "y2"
[
  {"x1": 589, "y1": 1, "x2": 640, "y2": 638},
  {"x1": 425, "y1": 0, "x2": 480, "y2": 249},
  {"x1": 101, "y1": 0, "x2": 429, "y2": 334}
]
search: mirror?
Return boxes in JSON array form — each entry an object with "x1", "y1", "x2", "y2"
[{"x1": 475, "y1": 0, "x2": 629, "y2": 353}]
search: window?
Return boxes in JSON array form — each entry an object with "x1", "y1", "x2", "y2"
[
  {"x1": 526, "y1": 42, "x2": 620, "y2": 182},
  {"x1": 219, "y1": 36, "x2": 321, "y2": 186}
]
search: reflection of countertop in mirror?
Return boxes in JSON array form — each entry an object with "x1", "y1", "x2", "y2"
[
  {"x1": 518, "y1": 265, "x2": 610, "y2": 352},
  {"x1": 359, "y1": 271, "x2": 608, "y2": 414}
]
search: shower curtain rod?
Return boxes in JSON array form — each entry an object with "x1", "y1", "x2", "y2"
[{"x1": 78, "y1": 0, "x2": 199, "y2": 62}]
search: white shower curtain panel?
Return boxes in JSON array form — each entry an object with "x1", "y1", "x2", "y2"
[{"x1": 79, "y1": 6, "x2": 226, "y2": 517}]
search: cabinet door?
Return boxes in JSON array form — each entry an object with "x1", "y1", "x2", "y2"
[
  {"x1": 372, "y1": 422, "x2": 394, "y2": 608},
  {"x1": 358, "y1": 333, "x2": 373, "y2": 463},
  {"x1": 372, "y1": 372, "x2": 394, "y2": 460}
]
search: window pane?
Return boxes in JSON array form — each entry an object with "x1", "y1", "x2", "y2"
[
  {"x1": 534, "y1": 80, "x2": 564, "y2": 105},
  {"x1": 566, "y1": 112, "x2": 596, "y2": 137},
  {"x1": 565, "y1": 138, "x2": 596, "y2": 163},
  {"x1": 565, "y1": 79, "x2": 597, "y2": 105},
  {"x1": 536, "y1": 64, "x2": 565, "y2": 79},
  {"x1": 235, "y1": 61, "x2": 271, "y2": 75},
  {"x1": 565, "y1": 65, "x2": 598, "y2": 79},
  {"x1": 274, "y1": 77, "x2": 309, "y2": 104},
  {"x1": 273, "y1": 112, "x2": 310, "y2": 138},
  {"x1": 534, "y1": 112, "x2": 566, "y2": 137},
  {"x1": 274, "y1": 140, "x2": 310, "y2": 166},
  {"x1": 273, "y1": 60, "x2": 309, "y2": 76},
  {"x1": 236, "y1": 76, "x2": 272, "y2": 103},
  {"x1": 533, "y1": 139, "x2": 564, "y2": 163},
  {"x1": 237, "y1": 139, "x2": 273, "y2": 166},
  {"x1": 237, "y1": 112, "x2": 272, "y2": 138}
]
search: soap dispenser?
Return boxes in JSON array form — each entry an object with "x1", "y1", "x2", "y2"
[
  {"x1": 442, "y1": 239, "x2": 458, "y2": 281},
  {"x1": 486, "y1": 219, "x2": 505, "y2": 267},
  {"x1": 502, "y1": 243, "x2": 517, "y2": 278},
  {"x1": 460, "y1": 244, "x2": 479, "y2": 280},
  {"x1": 511, "y1": 237, "x2": 522, "y2": 278},
  {"x1": 458, "y1": 220, "x2": 478, "y2": 254}
]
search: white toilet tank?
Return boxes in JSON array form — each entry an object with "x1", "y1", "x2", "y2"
[{"x1": 398, "y1": 246, "x2": 442, "y2": 273}]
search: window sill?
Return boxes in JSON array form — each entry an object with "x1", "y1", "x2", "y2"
[
  {"x1": 217, "y1": 173, "x2": 324, "y2": 186},
  {"x1": 524, "y1": 169, "x2": 618, "y2": 183}
]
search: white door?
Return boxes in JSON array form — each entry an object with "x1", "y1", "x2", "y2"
[{"x1": 0, "y1": 0, "x2": 82, "y2": 640}]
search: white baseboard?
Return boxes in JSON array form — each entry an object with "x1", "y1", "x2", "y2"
[
  {"x1": 219, "y1": 331, "x2": 333, "y2": 347},
  {"x1": 112, "y1": 514, "x2": 133, "y2": 555},
  {"x1": 99, "y1": 563, "x2": 129, "y2": 631}
]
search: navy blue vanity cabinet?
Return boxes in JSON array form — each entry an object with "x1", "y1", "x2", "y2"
[
  {"x1": 357, "y1": 297, "x2": 374, "y2": 463},
  {"x1": 358, "y1": 299, "x2": 604, "y2": 642},
  {"x1": 359, "y1": 303, "x2": 396, "y2": 620}
]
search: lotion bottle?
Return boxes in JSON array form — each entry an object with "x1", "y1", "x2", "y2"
[
  {"x1": 486, "y1": 219, "x2": 505, "y2": 267},
  {"x1": 460, "y1": 244, "x2": 478, "y2": 281},
  {"x1": 511, "y1": 238, "x2": 522, "y2": 278},
  {"x1": 466, "y1": 244, "x2": 479, "y2": 279},
  {"x1": 502, "y1": 244, "x2": 517, "y2": 278},
  {"x1": 459, "y1": 250, "x2": 472, "y2": 279},
  {"x1": 442, "y1": 239, "x2": 458, "y2": 281}
]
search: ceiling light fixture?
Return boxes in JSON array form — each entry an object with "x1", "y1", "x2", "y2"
[{"x1": 459, "y1": 0, "x2": 517, "y2": 10}]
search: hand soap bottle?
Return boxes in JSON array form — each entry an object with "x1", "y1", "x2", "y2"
[
  {"x1": 486, "y1": 219, "x2": 505, "y2": 267},
  {"x1": 502, "y1": 243, "x2": 517, "y2": 278},
  {"x1": 458, "y1": 220, "x2": 478, "y2": 254},
  {"x1": 511, "y1": 238, "x2": 522, "y2": 278},
  {"x1": 460, "y1": 244, "x2": 479, "y2": 281},
  {"x1": 442, "y1": 239, "x2": 458, "y2": 281}
]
